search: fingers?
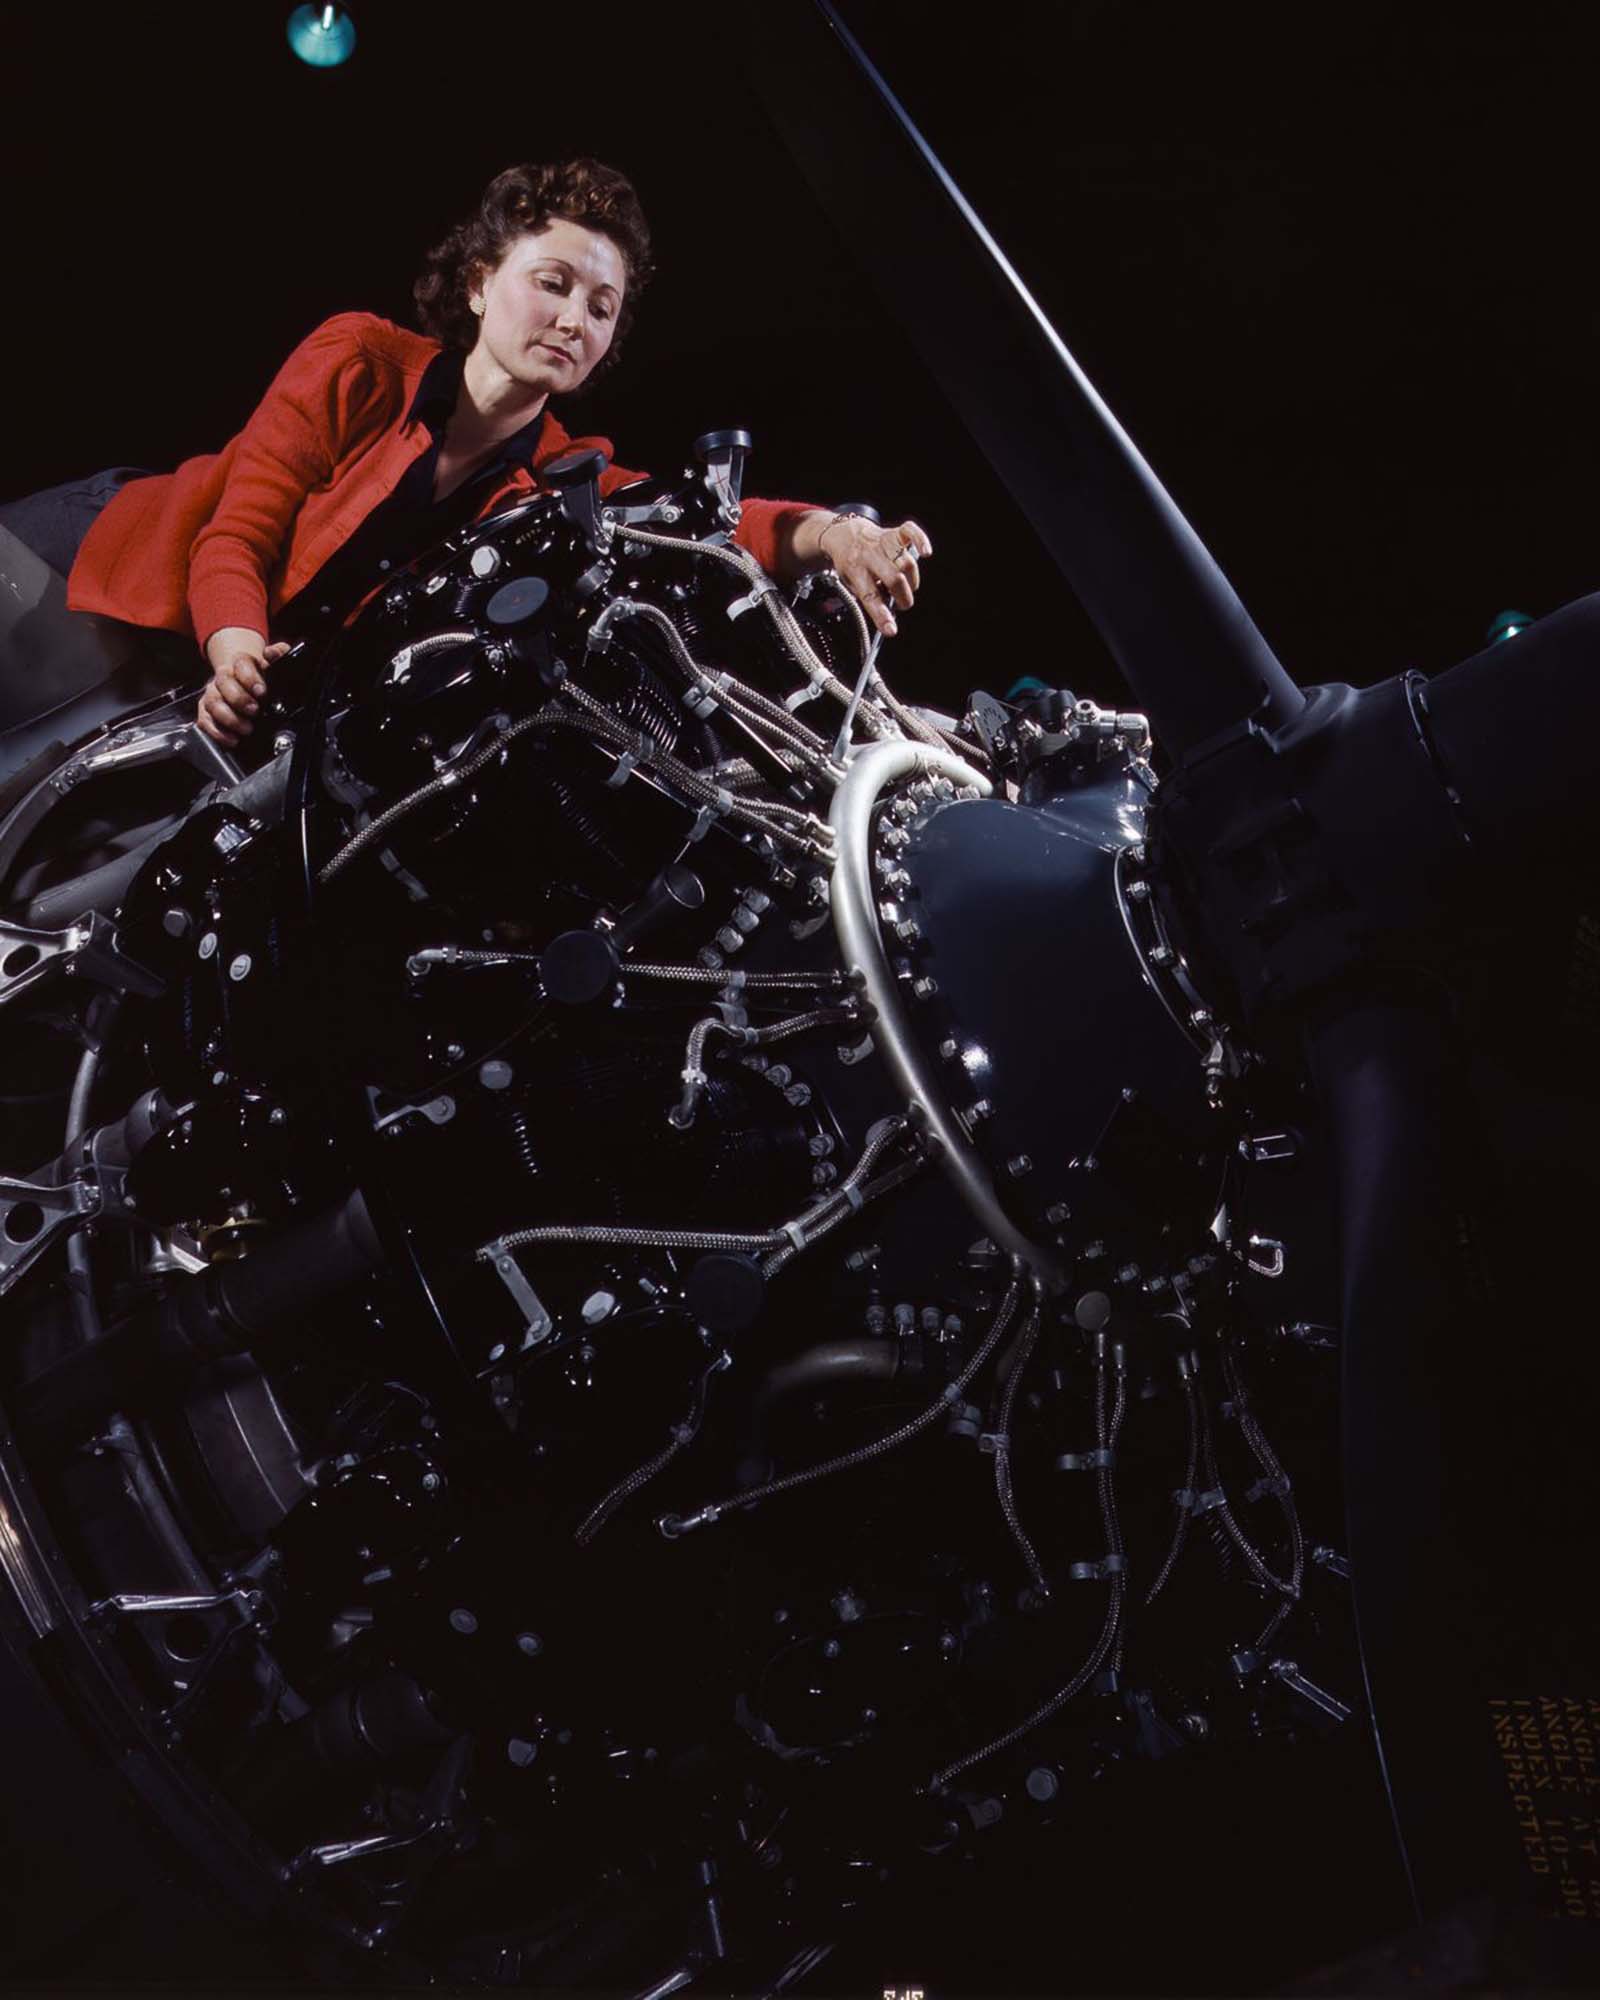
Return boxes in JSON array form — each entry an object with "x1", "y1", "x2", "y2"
[
  {"x1": 896, "y1": 520, "x2": 933, "y2": 562},
  {"x1": 198, "y1": 671, "x2": 256, "y2": 744},
  {"x1": 194, "y1": 632, "x2": 284, "y2": 745},
  {"x1": 196, "y1": 688, "x2": 246, "y2": 746},
  {"x1": 852, "y1": 561, "x2": 900, "y2": 638},
  {"x1": 216, "y1": 666, "x2": 261, "y2": 717},
  {"x1": 858, "y1": 521, "x2": 932, "y2": 635}
]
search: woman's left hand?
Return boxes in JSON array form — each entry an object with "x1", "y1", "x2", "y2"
[{"x1": 794, "y1": 511, "x2": 934, "y2": 640}]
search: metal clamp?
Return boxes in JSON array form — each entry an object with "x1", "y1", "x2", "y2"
[
  {"x1": 0, "y1": 913, "x2": 164, "y2": 1009},
  {"x1": 1245, "y1": 1472, "x2": 1291, "y2": 1502},
  {"x1": 1069, "y1": 1553, "x2": 1127, "y2": 1581},
  {"x1": 483, "y1": 1239, "x2": 554, "y2": 1347},
  {"x1": 1244, "y1": 1234, "x2": 1286, "y2": 1278},
  {"x1": 1174, "y1": 1486, "x2": 1226, "y2": 1515},
  {"x1": 89, "y1": 1583, "x2": 267, "y2": 1626},
  {"x1": 1056, "y1": 1448, "x2": 1116, "y2": 1471},
  {"x1": 1267, "y1": 1658, "x2": 1353, "y2": 1725},
  {"x1": 726, "y1": 581, "x2": 779, "y2": 620}
]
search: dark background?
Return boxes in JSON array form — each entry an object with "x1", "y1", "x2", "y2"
[
  {"x1": 8, "y1": 0, "x2": 1600, "y2": 713},
  {"x1": 2, "y1": 2, "x2": 1596, "y2": 1992}
]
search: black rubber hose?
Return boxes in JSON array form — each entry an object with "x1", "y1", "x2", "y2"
[
  {"x1": 17, "y1": 1189, "x2": 384, "y2": 1443},
  {"x1": 736, "y1": 1338, "x2": 900, "y2": 1483}
]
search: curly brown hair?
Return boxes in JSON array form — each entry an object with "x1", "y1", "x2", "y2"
[{"x1": 413, "y1": 159, "x2": 654, "y2": 382}]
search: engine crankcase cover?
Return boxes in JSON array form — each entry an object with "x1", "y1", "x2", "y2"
[{"x1": 896, "y1": 790, "x2": 1221, "y2": 1258}]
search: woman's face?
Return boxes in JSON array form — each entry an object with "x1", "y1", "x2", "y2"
[{"x1": 469, "y1": 218, "x2": 627, "y2": 400}]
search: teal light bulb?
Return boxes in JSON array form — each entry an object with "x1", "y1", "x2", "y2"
[
  {"x1": 1486, "y1": 608, "x2": 1533, "y2": 646},
  {"x1": 287, "y1": 4, "x2": 356, "y2": 68}
]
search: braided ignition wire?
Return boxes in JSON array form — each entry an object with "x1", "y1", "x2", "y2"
[
  {"x1": 1101, "y1": 1334, "x2": 1131, "y2": 1674},
  {"x1": 1220, "y1": 1336, "x2": 1307, "y2": 1648},
  {"x1": 669, "y1": 1005, "x2": 859, "y2": 1130},
  {"x1": 1145, "y1": 1349, "x2": 1202, "y2": 1608},
  {"x1": 1194, "y1": 1365, "x2": 1299, "y2": 1607},
  {"x1": 407, "y1": 946, "x2": 843, "y2": 995},
  {"x1": 573, "y1": 1348, "x2": 732, "y2": 1547},
  {"x1": 551, "y1": 688, "x2": 833, "y2": 859},
  {"x1": 614, "y1": 525, "x2": 899, "y2": 740},
  {"x1": 927, "y1": 1326, "x2": 1129, "y2": 1790},
  {"x1": 623, "y1": 962, "x2": 848, "y2": 993},
  {"x1": 756, "y1": 1115, "x2": 919, "y2": 1279},
  {"x1": 481, "y1": 1116, "x2": 913, "y2": 1269},
  {"x1": 990, "y1": 1285, "x2": 1049, "y2": 1596},
  {"x1": 588, "y1": 598, "x2": 840, "y2": 778},
  {"x1": 317, "y1": 702, "x2": 561, "y2": 883},
  {"x1": 830, "y1": 579, "x2": 964, "y2": 757}
]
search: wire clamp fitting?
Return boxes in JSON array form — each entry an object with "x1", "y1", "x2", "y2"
[
  {"x1": 1245, "y1": 1473, "x2": 1292, "y2": 1503},
  {"x1": 1069, "y1": 1554, "x2": 1126, "y2": 1582}
]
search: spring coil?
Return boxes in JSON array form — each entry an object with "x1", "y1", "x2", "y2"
[
  {"x1": 584, "y1": 651, "x2": 684, "y2": 758},
  {"x1": 1205, "y1": 1509, "x2": 1237, "y2": 1582},
  {"x1": 509, "y1": 1111, "x2": 539, "y2": 1182}
]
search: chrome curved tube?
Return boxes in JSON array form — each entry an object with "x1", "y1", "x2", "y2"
[{"x1": 827, "y1": 739, "x2": 1059, "y2": 1282}]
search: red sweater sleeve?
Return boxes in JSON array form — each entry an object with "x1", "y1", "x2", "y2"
[
  {"x1": 731, "y1": 497, "x2": 822, "y2": 576},
  {"x1": 186, "y1": 314, "x2": 386, "y2": 647}
]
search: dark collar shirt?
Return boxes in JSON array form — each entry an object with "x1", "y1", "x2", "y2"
[{"x1": 276, "y1": 348, "x2": 548, "y2": 639}]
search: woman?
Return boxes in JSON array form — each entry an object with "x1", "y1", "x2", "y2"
[{"x1": 45, "y1": 158, "x2": 932, "y2": 748}]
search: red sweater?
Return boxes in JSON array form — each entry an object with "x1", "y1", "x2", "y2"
[{"x1": 67, "y1": 312, "x2": 816, "y2": 647}]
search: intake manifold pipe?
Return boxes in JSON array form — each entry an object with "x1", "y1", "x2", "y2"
[{"x1": 16, "y1": 1188, "x2": 385, "y2": 1444}]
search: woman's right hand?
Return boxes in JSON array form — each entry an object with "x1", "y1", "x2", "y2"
[{"x1": 196, "y1": 628, "x2": 291, "y2": 745}]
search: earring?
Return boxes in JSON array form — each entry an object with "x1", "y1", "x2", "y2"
[{"x1": 470, "y1": 298, "x2": 484, "y2": 316}]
